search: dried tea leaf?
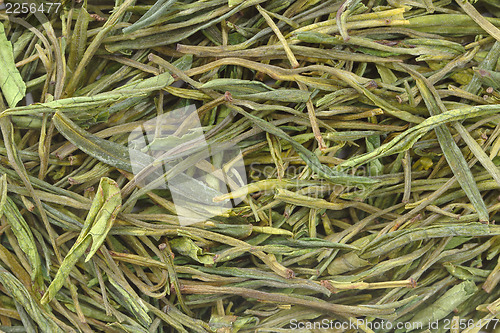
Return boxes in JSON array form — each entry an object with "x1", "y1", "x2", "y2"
[
  {"x1": 41, "y1": 178, "x2": 121, "y2": 304},
  {"x1": 123, "y1": 0, "x2": 177, "y2": 34},
  {"x1": 0, "y1": 23, "x2": 26, "y2": 108},
  {"x1": 53, "y1": 111, "x2": 142, "y2": 172},
  {"x1": 0, "y1": 268, "x2": 64, "y2": 332},
  {"x1": 409, "y1": 280, "x2": 477, "y2": 329},
  {"x1": 170, "y1": 237, "x2": 215, "y2": 264},
  {"x1": 233, "y1": 106, "x2": 378, "y2": 186},
  {"x1": 3, "y1": 197, "x2": 42, "y2": 285},
  {"x1": 410, "y1": 70, "x2": 489, "y2": 222}
]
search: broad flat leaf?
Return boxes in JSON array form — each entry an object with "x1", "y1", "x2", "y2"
[
  {"x1": 41, "y1": 177, "x2": 121, "y2": 304},
  {"x1": 0, "y1": 23, "x2": 26, "y2": 108},
  {"x1": 81, "y1": 178, "x2": 122, "y2": 260}
]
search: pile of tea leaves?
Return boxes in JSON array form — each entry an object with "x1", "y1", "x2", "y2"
[{"x1": 1, "y1": 0, "x2": 500, "y2": 332}]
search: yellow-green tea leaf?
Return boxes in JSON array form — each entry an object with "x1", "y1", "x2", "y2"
[
  {"x1": 0, "y1": 23, "x2": 26, "y2": 108},
  {"x1": 409, "y1": 280, "x2": 477, "y2": 329},
  {"x1": 0, "y1": 267, "x2": 64, "y2": 332},
  {"x1": 3, "y1": 197, "x2": 42, "y2": 285},
  {"x1": 170, "y1": 237, "x2": 215, "y2": 264},
  {"x1": 0, "y1": 174, "x2": 7, "y2": 220},
  {"x1": 53, "y1": 111, "x2": 147, "y2": 172},
  {"x1": 41, "y1": 177, "x2": 121, "y2": 304}
]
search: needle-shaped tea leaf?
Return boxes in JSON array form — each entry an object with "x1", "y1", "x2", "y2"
[
  {"x1": 3, "y1": 197, "x2": 42, "y2": 286},
  {"x1": 123, "y1": 0, "x2": 177, "y2": 34},
  {"x1": 0, "y1": 174, "x2": 7, "y2": 219},
  {"x1": 53, "y1": 111, "x2": 142, "y2": 172},
  {"x1": 407, "y1": 65, "x2": 490, "y2": 222},
  {"x1": 0, "y1": 267, "x2": 64, "y2": 332},
  {"x1": 232, "y1": 105, "x2": 378, "y2": 186},
  {"x1": 340, "y1": 104, "x2": 500, "y2": 168}
]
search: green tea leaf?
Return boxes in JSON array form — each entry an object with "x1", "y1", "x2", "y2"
[
  {"x1": 0, "y1": 23, "x2": 26, "y2": 108},
  {"x1": 123, "y1": 0, "x2": 177, "y2": 34},
  {"x1": 410, "y1": 69, "x2": 489, "y2": 222},
  {"x1": 474, "y1": 68, "x2": 500, "y2": 89},
  {"x1": 201, "y1": 78, "x2": 273, "y2": 94},
  {"x1": 113, "y1": 72, "x2": 174, "y2": 94},
  {"x1": 0, "y1": 174, "x2": 7, "y2": 219},
  {"x1": 3, "y1": 197, "x2": 42, "y2": 285},
  {"x1": 0, "y1": 267, "x2": 64, "y2": 332},
  {"x1": 340, "y1": 104, "x2": 500, "y2": 169},
  {"x1": 82, "y1": 178, "x2": 122, "y2": 261},
  {"x1": 409, "y1": 280, "x2": 477, "y2": 329},
  {"x1": 108, "y1": 275, "x2": 151, "y2": 326},
  {"x1": 170, "y1": 237, "x2": 215, "y2": 264},
  {"x1": 53, "y1": 111, "x2": 143, "y2": 172},
  {"x1": 41, "y1": 177, "x2": 121, "y2": 304},
  {"x1": 363, "y1": 223, "x2": 500, "y2": 258},
  {"x1": 238, "y1": 89, "x2": 311, "y2": 102},
  {"x1": 232, "y1": 105, "x2": 378, "y2": 186},
  {"x1": 2, "y1": 0, "x2": 500, "y2": 329}
]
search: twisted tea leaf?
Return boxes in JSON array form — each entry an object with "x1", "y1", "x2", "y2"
[
  {"x1": 170, "y1": 237, "x2": 215, "y2": 264},
  {"x1": 41, "y1": 177, "x2": 121, "y2": 304}
]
